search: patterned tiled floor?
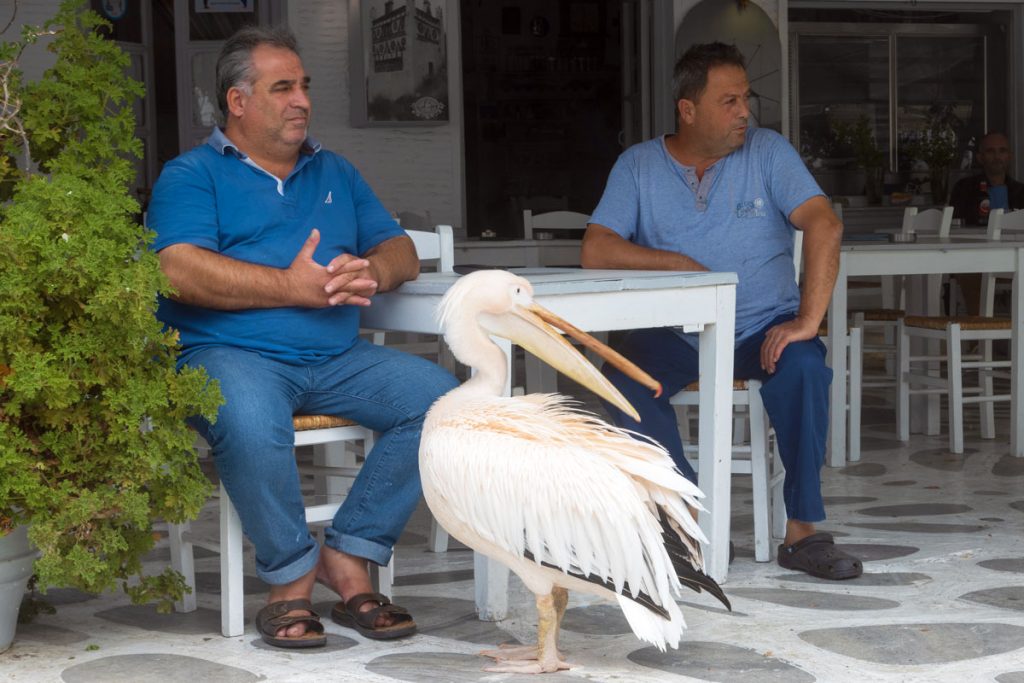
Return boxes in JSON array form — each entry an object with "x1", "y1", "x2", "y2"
[{"x1": 5, "y1": 387, "x2": 1024, "y2": 682}]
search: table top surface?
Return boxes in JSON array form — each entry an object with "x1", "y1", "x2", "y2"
[{"x1": 390, "y1": 268, "x2": 738, "y2": 295}]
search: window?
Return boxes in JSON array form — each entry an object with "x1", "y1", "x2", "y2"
[{"x1": 790, "y1": 8, "x2": 1009, "y2": 203}]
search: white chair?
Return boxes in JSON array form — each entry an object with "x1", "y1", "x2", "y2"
[
  {"x1": 522, "y1": 209, "x2": 590, "y2": 239},
  {"x1": 897, "y1": 208, "x2": 1017, "y2": 453},
  {"x1": 168, "y1": 417, "x2": 383, "y2": 638},
  {"x1": 853, "y1": 206, "x2": 953, "y2": 409},
  {"x1": 169, "y1": 227, "x2": 454, "y2": 638}
]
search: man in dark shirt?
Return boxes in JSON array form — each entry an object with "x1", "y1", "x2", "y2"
[
  {"x1": 948, "y1": 132, "x2": 1024, "y2": 313},
  {"x1": 950, "y1": 132, "x2": 1024, "y2": 226}
]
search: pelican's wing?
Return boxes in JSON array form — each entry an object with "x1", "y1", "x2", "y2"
[{"x1": 421, "y1": 393, "x2": 724, "y2": 610}]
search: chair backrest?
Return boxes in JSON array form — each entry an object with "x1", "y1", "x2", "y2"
[
  {"x1": 900, "y1": 206, "x2": 953, "y2": 237},
  {"x1": 406, "y1": 224, "x2": 455, "y2": 273},
  {"x1": 394, "y1": 210, "x2": 433, "y2": 230},
  {"x1": 986, "y1": 207, "x2": 1024, "y2": 239},
  {"x1": 522, "y1": 210, "x2": 590, "y2": 239}
]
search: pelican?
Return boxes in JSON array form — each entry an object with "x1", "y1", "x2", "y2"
[{"x1": 420, "y1": 270, "x2": 730, "y2": 674}]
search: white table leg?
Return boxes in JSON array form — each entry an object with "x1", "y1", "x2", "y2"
[
  {"x1": 474, "y1": 338, "x2": 513, "y2": 619},
  {"x1": 1013, "y1": 247, "x2": 1023, "y2": 456},
  {"x1": 828, "y1": 256, "x2": 849, "y2": 467},
  {"x1": 698, "y1": 285, "x2": 735, "y2": 583}
]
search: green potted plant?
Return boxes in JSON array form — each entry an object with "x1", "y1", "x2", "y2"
[
  {"x1": 903, "y1": 124, "x2": 958, "y2": 205},
  {"x1": 832, "y1": 116, "x2": 886, "y2": 205},
  {"x1": 0, "y1": 0, "x2": 220, "y2": 651}
]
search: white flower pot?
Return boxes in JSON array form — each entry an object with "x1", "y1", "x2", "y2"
[{"x1": 0, "y1": 526, "x2": 35, "y2": 653}]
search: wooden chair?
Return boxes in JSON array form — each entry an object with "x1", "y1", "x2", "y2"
[{"x1": 897, "y1": 208, "x2": 1017, "y2": 453}]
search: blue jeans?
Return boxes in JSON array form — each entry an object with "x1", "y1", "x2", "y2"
[
  {"x1": 601, "y1": 314, "x2": 832, "y2": 523},
  {"x1": 185, "y1": 340, "x2": 459, "y2": 585}
]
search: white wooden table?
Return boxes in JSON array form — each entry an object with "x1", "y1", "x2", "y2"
[
  {"x1": 362, "y1": 268, "x2": 738, "y2": 619},
  {"x1": 828, "y1": 239, "x2": 1024, "y2": 466}
]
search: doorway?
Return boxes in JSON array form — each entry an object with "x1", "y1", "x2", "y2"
[
  {"x1": 460, "y1": 1, "x2": 632, "y2": 239},
  {"x1": 94, "y1": 0, "x2": 284, "y2": 214}
]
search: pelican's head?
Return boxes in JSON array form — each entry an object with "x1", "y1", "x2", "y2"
[{"x1": 437, "y1": 270, "x2": 661, "y2": 421}]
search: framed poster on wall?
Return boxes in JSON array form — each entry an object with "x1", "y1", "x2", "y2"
[{"x1": 349, "y1": 0, "x2": 449, "y2": 126}]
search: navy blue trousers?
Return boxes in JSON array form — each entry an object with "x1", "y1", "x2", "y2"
[{"x1": 601, "y1": 314, "x2": 832, "y2": 523}]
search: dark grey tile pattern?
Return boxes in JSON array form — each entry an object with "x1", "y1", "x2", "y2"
[
  {"x1": 979, "y1": 559, "x2": 1024, "y2": 574},
  {"x1": 61, "y1": 654, "x2": 262, "y2": 682},
  {"x1": 726, "y1": 588, "x2": 899, "y2": 611},
  {"x1": 560, "y1": 603, "x2": 631, "y2": 635},
  {"x1": 856, "y1": 503, "x2": 973, "y2": 517},
  {"x1": 627, "y1": 642, "x2": 815, "y2": 682},
  {"x1": 826, "y1": 544, "x2": 919, "y2": 562},
  {"x1": 394, "y1": 568, "x2": 474, "y2": 587},
  {"x1": 847, "y1": 522, "x2": 988, "y2": 533},
  {"x1": 822, "y1": 496, "x2": 877, "y2": 505},
  {"x1": 993, "y1": 455, "x2": 1024, "y2": 477},
  {"x1": 799, "y1": 623, "x2": 1024, "y2": 665},
  {"x1": 840, "y1": 463, "x2": 887, "y2": 477},
  {"x1": 14, "y1": 622, "x2": 90, "y2": 645},
  {"x1": 996, "y1": 673, "x2": 1024, "y2": 683},
  {"x1": 959, "y1": 586, "x2": 1024, "y2": 613},
  {"x1": 194, "y1": 571, "x2": 268, "y2": 596},
  {"x1": 910, "y1": 448, "x2": 978, "y2": 471},
  {"x1": 775, "y1": 572, "x2": 931, "y2": 586},
  {"x1": 882, "y1": 480, "x2": 917, "y2": 486},
  {"x1": 95, "y1": 605, "x2": 223, "y2": 635}
]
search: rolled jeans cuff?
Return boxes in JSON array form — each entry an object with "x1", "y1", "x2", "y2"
[
  {"x1": 324, "y1": 530, "x2": 392, "y2": 567},
  {"x1": 257, "y1": 541, "x2": 320, "y2": 586}
]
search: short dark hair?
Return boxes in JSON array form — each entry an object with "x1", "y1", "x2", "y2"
[
  {"x1": 216, "y1": 25, "x2": 300, "y2": 115},
  {"x1": 979, "y1": 131, "x2": 1009, "y2": 149},
  {"x1": 672, "y1": 42, "x2": 746, "y2": 104}
]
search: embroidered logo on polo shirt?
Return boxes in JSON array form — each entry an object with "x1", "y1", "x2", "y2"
[
  {"x1": 736, "y1": 197, "x2": 766, "y2": 218},
  {"x1": 324, "y1": 191, "x2": 333, "y2": 205}
]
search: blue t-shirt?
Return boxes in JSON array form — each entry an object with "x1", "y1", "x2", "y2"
[
  {"x1": 148, "y1": 128, "x2": 405, "y2": 365},
  {"x1": 590, "y1": 127, "x2": 823, "y2": 343},
  {"x1": 990, "y1": 184, "x2": 1009, "y2": 211}
]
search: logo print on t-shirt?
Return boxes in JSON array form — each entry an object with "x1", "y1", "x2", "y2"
[
  {"x1": 325, "y1": 191, "x2": 333, "y2": 205},
  {"x1": 736, "y1": 197, "x2": 767, "y2": 218}
]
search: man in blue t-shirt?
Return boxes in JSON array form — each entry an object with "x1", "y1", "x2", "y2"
[
  {"x1": 582, "y1": 43, "x2": 860, "y2": 580},
  {"x1": 148, "y1": 26, "x2": 457, "y2": 648}
]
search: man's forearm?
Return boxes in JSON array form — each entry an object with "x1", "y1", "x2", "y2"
[
  {"x1": 581, "y1": 225, "x2": 706, "y2": 271},
  {"x1": 363, "y1": 235, "x2": 420, "y2": 292},
  {"x1": 797, "y1": 228, "x2": 841, "y2": 327},
  {"x1": 160, "y1": 244, "x2": 306, "y2": 310}
]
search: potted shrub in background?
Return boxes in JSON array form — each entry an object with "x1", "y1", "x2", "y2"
[
  {"x1": 902, "y1": 120, "x2": 959, "y2": 206},
  {"x1": 0, "y1": 0, "x2": 220, "y2": 652},
  {"x1": 833, "y1": 115, "x2": 886, "y2": 206}
]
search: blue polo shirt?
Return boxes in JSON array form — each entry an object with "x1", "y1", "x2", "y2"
[
  {"x1": 148, "y1": 128, "x2": 404, "y2": 364},
  {"x1": 590, "y1": 127, "x2": 823, "y2": 343}
]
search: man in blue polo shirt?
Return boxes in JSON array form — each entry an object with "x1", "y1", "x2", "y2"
[
  {"x1": 148, "y1": 26, "x2": 457, "y2": 648},
  {"x1": 582, "y1": 42, "x2": 861, "y2": 580}
]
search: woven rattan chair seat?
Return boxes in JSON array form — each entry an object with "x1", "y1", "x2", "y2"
[
  {"x1": 293, "y1": 415, "x2": 359, "y2": 431},
  {"x1": 903, "y1": 315, "x2": 1011, "y2": 331}
]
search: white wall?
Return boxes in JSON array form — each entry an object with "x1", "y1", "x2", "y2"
[{"x1": 289, "y1": 2, "x2": 464, "y2": 231}]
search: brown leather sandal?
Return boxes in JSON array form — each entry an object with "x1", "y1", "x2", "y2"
[
  {"x1": 255, "y1": 598, "x2": 326, "y2": 648},
  {"x1": 330, "y1": 592, "x2": 417, "y2": 640}
]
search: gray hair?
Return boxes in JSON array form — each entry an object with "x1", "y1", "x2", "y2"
[
  {"x1": 216, "y1": 25, "x2": 299, "y2": 116},
  {"x1": 671, "y1": 42, "x2": 746, "y2": 104}
]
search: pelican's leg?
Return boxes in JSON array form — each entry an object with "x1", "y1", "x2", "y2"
[
  {"x1": 483, "y1": 590, "x2": 572, "y2": 674},
  {"x1": 481, "y1": 586, "x2": 571, "y2": 664}
]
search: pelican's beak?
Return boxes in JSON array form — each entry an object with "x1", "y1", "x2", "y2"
[{"x1": 479, "y1": 303, "x2": 662, "y2": 422}]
